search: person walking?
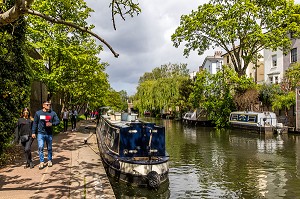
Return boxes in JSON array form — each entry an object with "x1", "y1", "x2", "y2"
[
  {"x1": 15, "y1": 107, "x2": 35, "y2": 169},
  {"x1": 32, "y1": 101, "x2": 60, "y2": 170},
  {"x1": 62, "y1": 108, "x2": 69, "y2": 132},
  {"x1": 84, "y1": 110, "x2": 89, "y2": 120},
  {"x1": 70, "y1": 109, "x2": 78, "y2": 131}
]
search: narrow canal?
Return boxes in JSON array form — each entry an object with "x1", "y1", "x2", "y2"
[{"x1": 110, "y1": 118, "x2": 300, "y2": 199}]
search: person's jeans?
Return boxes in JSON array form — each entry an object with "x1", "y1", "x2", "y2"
[
  {"x1": 71, "y1": 118, "x2": 76, "y2": 129},
  {"x1": 37, "y1": 134, "x2": 53, "y2": 163},
  {"x1": 21, "y1": 137, "x2": 34, "y2": 164},
  {"x1": 63, "y1": 119, "x2": 68, "y2": 132}
]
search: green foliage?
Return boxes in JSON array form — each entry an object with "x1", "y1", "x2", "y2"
[
  {"x1": 134, "y1": 63, "x2": 190, "y2": 116},
  {"x1": 26, "y1": 0, "x2": 110, "y2": 110},
  {"x1": 258, "y1": 83, "x2": 282, "y2": 110},
  {"x1": 284, "y1": 63, "x2": 300, "y2": 90},
  {"x1": 0, "y1": 14, "x2": 31, "y2": 156},
  {"x1": 272, "y1": 91, "x2": 295, "y2": 111},
  {"x1": 172, "y1": 0, "x2": 299, "y2": 76},
  {"x1": 103, "y1": 89, "x2": 128, "y2": 112},
  {"x1": 189, "y1": 66, "x2": 257, "y2": 128}
]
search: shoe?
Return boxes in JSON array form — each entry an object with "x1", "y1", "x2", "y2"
[
  {"x1": 48, "y1": 161, "x2": 53, "y2": 167},
  {"x1": 24, "y1": 163, "x2": 30, "y2": 169},
  {"x1": 29, "y1": 162, "x2": 34, "y2": 169},
  {"x1": 39, "y1": 162, "x2": 44, "y2": 170}
]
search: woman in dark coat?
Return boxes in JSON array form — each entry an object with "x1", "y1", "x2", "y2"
[{"x1": 15, "y1": 107, "x2": 35, "y2": 169}]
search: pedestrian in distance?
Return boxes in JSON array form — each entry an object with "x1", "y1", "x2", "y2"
[
  {"x1": 32, "y1": 101, "x2": 60, "y2": 170},
  {"x1": 70, "y1": 109, "x2": 78, "y2": 131},
  {"x1": 61, "y1": 108, "x2": 69, "y2": 132},
  {"x1": 15, "y1": 107, "x2": 35, "y2": 169},
  {"x1": 84, "y1": 110, "x2": 89, "y2": 120}
]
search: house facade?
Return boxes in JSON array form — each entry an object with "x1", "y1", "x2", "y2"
[
  {"x1": 200, "y1": 51, "x2": 224, "y2": 74},
  {"x1": 264, "y1": 37, "x2": 300, "y2": 84}
]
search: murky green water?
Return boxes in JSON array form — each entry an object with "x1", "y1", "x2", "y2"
[{"x1": 110, "y1": 118, "x2": 300, "y2": 199}]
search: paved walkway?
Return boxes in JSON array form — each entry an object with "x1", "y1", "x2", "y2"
[{"x1": 0, "y1": 120, "x2": 115, "y2": 199}]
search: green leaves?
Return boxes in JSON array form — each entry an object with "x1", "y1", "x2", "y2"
[
  {"x1": 135, "y1": 63, "x2": 190, "y2": 116},
  {"x1": 172, "y1": 0, "x2": 300, "y2": 76},
  {"x1": 25, "y1": 0, "x2": 110, "y2": 109}
]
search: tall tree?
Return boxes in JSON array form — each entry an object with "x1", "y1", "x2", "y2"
[
  {"x1": 27, "y1": 0, "x2": 109, "y2": 109},
  {"x1": 135, "y1": 63, "x2": 190, "y2": 116},
  {"x1": 172, "y1": 0, "x2": 300, "y2": 76}
]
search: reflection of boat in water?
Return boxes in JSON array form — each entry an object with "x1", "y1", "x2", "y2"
[
  {"x1": 229, "y1": 111, "x2": 287, "y2": 134},
  {"x1": 111, "y1": 177, "x2": 170, "y2": 199},
  {"x1": 96, "y1": 111, "x2": 169, "y2": 189}
]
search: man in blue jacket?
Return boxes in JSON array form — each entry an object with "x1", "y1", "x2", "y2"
[{"x1": 32, "y1": 100, "x2": 60, "y2": 170}]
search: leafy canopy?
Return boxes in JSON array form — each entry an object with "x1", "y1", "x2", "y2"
[{"x1": 172, "y1": 0, "x2": 300, "y2": 76}]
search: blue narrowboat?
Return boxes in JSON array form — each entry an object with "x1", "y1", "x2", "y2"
[{"x1": 96, "y1": 113, "x2": 169, "y2": 188}]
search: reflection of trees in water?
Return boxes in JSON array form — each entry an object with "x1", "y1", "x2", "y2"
[{"x1": 132, "y1": 119, "x2": 300, "y2": 198}]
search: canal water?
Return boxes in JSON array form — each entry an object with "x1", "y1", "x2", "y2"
[{"x1": 110, "y1": 118, "x2": 300, "y2": 199}]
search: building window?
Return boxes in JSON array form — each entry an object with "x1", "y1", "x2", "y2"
[
  {"x1": 291, "y1": 48, "x2": 297, "y2": 63},
  {"x1": 274, "y1": 76, "x2": 279, "y2": 84},
  {"x1": 227, "y1": 56, "x2": 229, "y2": 63},
  {"x1": 272, "y1": 55, "x2": 277, "y2": 67},
  {"x1": 269, "y1": 76, "x2": 273, "y2": 84}
]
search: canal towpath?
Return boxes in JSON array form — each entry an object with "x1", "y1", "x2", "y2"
[{"x1": 0, "y1": 120, "x2": 115, "y2": 199}]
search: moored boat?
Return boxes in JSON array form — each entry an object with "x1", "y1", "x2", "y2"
[
  {"x1": 182, "y1": 109, "x2": 212, "y2": 126},
  {"x1": 96, "y1": 112, "x2": 169, "y2": 188},
  {"x1": 229, "y1": 111, "x2": 287, "y2": 133}
]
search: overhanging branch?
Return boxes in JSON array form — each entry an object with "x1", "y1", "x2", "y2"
[{"x1": 26, "y1": 9, "x2": 119, "y2": 58}]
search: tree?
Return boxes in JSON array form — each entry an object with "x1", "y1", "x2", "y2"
[
  {"x1": 103, "y1": 89, "x2": 128, "y2": 112},
  {"x1": 270, "y1": 63, "x2": 300, "y2": 111},
  {"x1": 135, "y1": 63, "x2": 190, "y2": 116},
  {"x1": 0, "y1": 13, "x2": 30, "y2": 160},
  {"x1": 258, "y1": 83, "x2": 282, "y2": 110},
  {"x1": 172, "y1": 0, "x2": 300, "y2": 76},
  {"x1": 26, "y1": 0, "x2": 110, "y2": 110},
  {"x1": 0, "y1": 0, "x2": 141, "y2": 57},
  {"x1": 190, "y1": 65, "x2": 256, "y2": 127}
]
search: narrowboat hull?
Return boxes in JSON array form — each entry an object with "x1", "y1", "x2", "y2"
[{"x1": 96, "y1": 115, "x2": 169, "y2": 188}]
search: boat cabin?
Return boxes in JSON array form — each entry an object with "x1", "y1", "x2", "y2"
[{"x1": 229, "y1": 111, "x2": 281, "y2": 133}]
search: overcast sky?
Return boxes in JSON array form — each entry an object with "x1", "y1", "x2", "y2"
[
  {"x1": 85, "y1": 0, "x2": 213, "y2": 96},
  {"x1": 85, "y1": 0, "x2": 300, "y2": 96}
]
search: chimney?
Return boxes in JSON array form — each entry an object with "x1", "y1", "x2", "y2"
[{"x1": 214, "y1": 51, "x2": 222, "y2": 58}]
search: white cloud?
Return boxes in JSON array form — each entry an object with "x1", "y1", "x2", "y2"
[{"x1": 86, "y1": 0, "x2": 300, "y2": 95}]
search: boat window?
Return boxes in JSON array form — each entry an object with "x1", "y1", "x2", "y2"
[
  {"x1": 248, "y1": 115, "x2": 257, "y2": 123},
  {"x1": 230, "y1": 114, "x2": 238, "y2": 120},
  {"x1": 238, "y1": 114, "x2": 247, "y2": 122},
  {"x1": 105, "y1": 127, "x2": 119, "y2": 154}
]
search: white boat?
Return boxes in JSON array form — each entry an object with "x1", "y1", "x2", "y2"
[
  {"x1": 229, "y1": 111, "x2": 286, "y2": 133},
  {"x1": 182, "y1": 109, "x2": 212, "y2": 126}
]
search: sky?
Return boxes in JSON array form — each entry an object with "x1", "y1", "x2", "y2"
[
  {"x1": 85, "y1": 0, "x2": 300, "y2": 96},
  {"x1": 85, "y1": 0, "x2": 212, "y2": 96}
]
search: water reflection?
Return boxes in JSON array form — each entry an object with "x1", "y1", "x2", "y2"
[
  {"x1": 108, "y1": 118, "x2": 300, "y2": 198},
  {"x1": 111, "y1": 177, "x2": 170, "y2": 199}
]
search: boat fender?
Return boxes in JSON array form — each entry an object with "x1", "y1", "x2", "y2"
[{"x1": 147, "y1": 171, "x2": 160, "y2": 189}]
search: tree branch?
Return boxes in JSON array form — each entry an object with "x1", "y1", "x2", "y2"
[
  {"x1": 0, "y1": 0, "x2": 23, "y2": 26},
  {"x1": 26, "y1": 9, "x2": 119, "y2": 58}
]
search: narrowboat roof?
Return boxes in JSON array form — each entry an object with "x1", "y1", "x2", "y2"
[
  {"x1": 230, "y1": 111, "x2": 276, "y2": 115},
  {"x1": 102, "y1": 114, "x2": 156, "y2": 128}
]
